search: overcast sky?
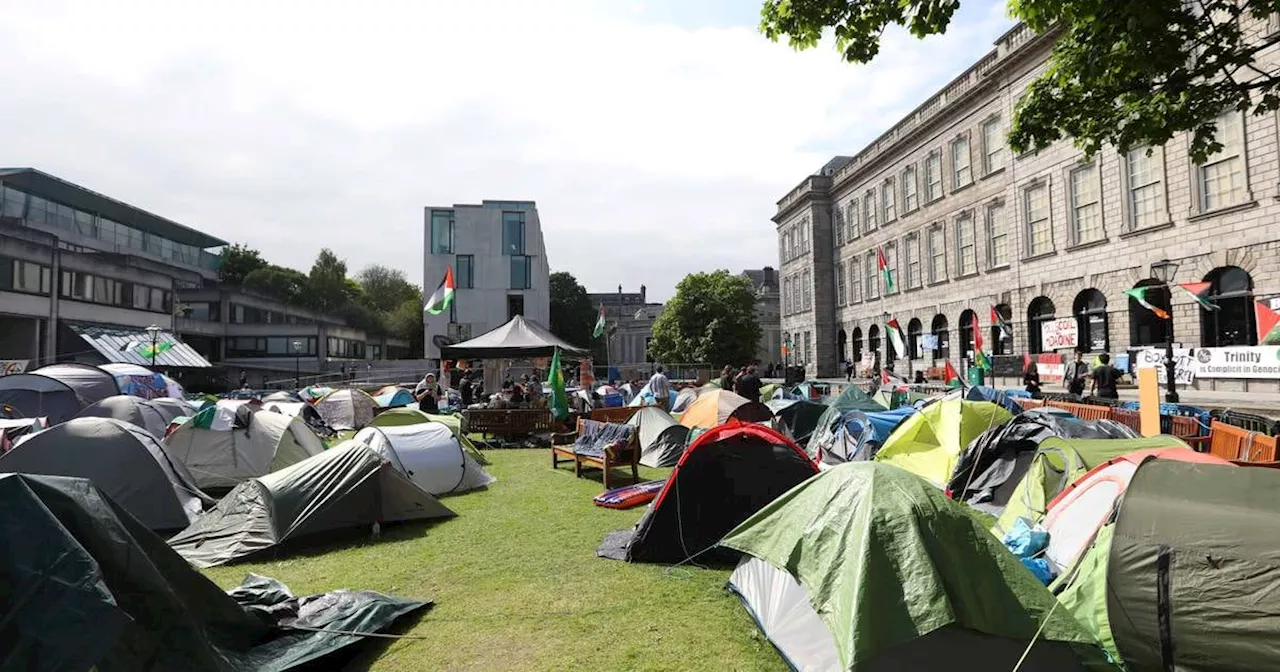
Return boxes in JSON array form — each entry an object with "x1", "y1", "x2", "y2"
[{"x1": 1, "y1": 0, "x2": 1011, "y2": 302}]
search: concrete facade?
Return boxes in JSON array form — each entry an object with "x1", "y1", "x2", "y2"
[
  {"x1": 423, "y1": 200, "x2": 550, "y2": 360},
  {"x1": 742, "y1": 267, "x2": 781, "y2": 371},
  {"x1": 776, "y1": 21, "x2": 1280, "y2": 392}
]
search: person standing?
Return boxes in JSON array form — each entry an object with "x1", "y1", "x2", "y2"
[
  {"x1": 648, "y1": 365, "x2": 671, "y2": 410},
  {"x1": 718, "y1": 365, "x2": 735, "y2": 392},
  {"x1": 736, "y1": 365, "x2": 763, "y2": 403},
  {"x1": 1089, "y1": 353, "x2": 1121, "y2": 400},
  {"x1": 1066, "y1": 351, "x2": 1090, "y2": 397}
]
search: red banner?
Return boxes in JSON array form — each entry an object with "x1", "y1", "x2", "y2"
[{"x1": 1037, "y1": 353, "x2": 1065, "y2": 385}]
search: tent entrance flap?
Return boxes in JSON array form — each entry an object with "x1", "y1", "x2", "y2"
[{"x1": 67, "y1": 322, "x2": 213, "y2": 368}]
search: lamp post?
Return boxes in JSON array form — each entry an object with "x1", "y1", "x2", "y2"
[
  {"x1": 144, "y1": 324, "x2": 161, "y2": 368},
  {"x1": 1150, "y1": 259, "x2": 1180, "y2": 403},
  {"x1": 881, "y1": 311, "x2": 891, "y2": 380},
  {"x1": 291, "y1": 338, "x2": 304, "y2": 389}
]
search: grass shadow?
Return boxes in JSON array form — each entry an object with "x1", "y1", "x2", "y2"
[{"x1": 215, "y1": 518, "x2": 449, "y2": 567}]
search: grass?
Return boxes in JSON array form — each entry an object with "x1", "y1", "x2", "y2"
[{"x1": 202, "y1": 449, "x2": 785, "y2": 671}]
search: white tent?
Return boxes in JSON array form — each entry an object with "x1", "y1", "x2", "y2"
[
  {"x1": 163, "y1": 408, "x2": 326, "y2": 490},
  {"x1": 313, "y1": 388, "x2": 377, "y2": 430},
  {"x1": 353, "y1": 423, "x2": 495, "y2": 495}
]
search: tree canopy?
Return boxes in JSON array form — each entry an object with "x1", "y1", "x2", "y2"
[
  {"x1": 759, "y1": 0, "x2": 1280, "y2": 161},
  {"x1": 549, "y1": 271, "x2": 596, "y2": 350},
  {"x1": 356, "y1": 265, "x2": 421, "y2": 314},
  {"x1": 648, "y1": 270, "x2": 760, "y2": 368},
  {"x1": 218, "y1": 244, "x2": 267, "y2": 286}
]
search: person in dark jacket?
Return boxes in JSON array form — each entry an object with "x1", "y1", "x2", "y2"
[
  {"x1": 1024, "y1": 362, "x2": 1042, "y2": 399},
  {"x1": 736, "y1": 365, "x2": 763, "y2": 402},
  {"x1": 719, "y1": 365, "x2": 736, "y2": 392}
]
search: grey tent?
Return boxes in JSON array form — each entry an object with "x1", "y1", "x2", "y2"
[
  {"x1": 627, "y1": 406, "x2": 691, "y2": 468},
  {"x1": 0, "y1": 417, "x2": 209, "y2": 530},
  {"x1": 0, "y1": 472, "x2": 431, "y2": 671},
  {"x1": 169, "y1": 441, "x2": 456, "y2": 567},
  {"x1": 439, "y1": 314, "x2": 588, "y2": 359},
  {"x1": 0, "y1": 372, "x2": 85, "y2": 424},
  {"x1": 32, "y1": 362, "x2": 121, "y2": 405},
  {"x1": 766, "y1": 398, "x2": 828, "y2": 445},
  {"x1": 76, "y1": 394, "x2": 195, "y2": 438}
]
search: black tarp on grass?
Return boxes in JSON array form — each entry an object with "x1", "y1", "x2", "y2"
[{"x1": 0, "y1": 473, "x2": 430, "y2": 672}]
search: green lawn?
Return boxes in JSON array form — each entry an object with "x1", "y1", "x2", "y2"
[{"x1": 203, "y1": 449, "x2": 785, "y2": 671}]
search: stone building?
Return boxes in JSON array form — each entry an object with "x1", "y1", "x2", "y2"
[
  {"x1": 741, "y1": 267, "x2": 781, "y2": 371},
  {"x1": 588, "y1": 285, "x2": 662, "y2": 368},
  {"x1": 776, "y1": 21, "x2": 1280, "y2": 392}
]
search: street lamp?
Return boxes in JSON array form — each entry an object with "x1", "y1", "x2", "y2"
[
  {"x1": 881, "y1": 311, "x2": 891, "y2": 379},
  {"x1": 144, "y1": 324, "x2": 161, "y2": 368},
  {"x1": 1150, "y1": 259, "x2": 1180, "y2": 403},
  {"x1": 291, "y1": 338, "x2": 304, "y2": 389}
]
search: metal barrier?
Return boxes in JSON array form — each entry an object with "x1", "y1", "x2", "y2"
[{"x1": 1214, "y1": 410, "x2": 1280, "y2": 436}]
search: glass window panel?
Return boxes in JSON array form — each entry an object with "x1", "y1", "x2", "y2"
[
  {"x1": 1024, "y1": 183, "x2": 1051, "y2": 256},
  {"x1": 502, "y1": 212, "x2": 525, "y2": 255},
  {"x1": 2, "y1": 187, "x2": 26, "y2": 218},
  {"x1": 1070, "y1": 163, "x2": 1102, "y2": 244},
  {"x1": 926, "y1": 152, "x2": 943, "y2": 201},
  {"x1": 952, "y1": 137, "x2": 972, "y2": 188},
  {"x1": 983, "y1": 119, "x2": 1005, "y2": 173},
  {"x1": 987, "y1": 203, "x2": 1008, "y2": 268},
  {"x1": 902, "y1": 167, "x2": 918, "y2": 212},
  {"x1": 882, "y1": 180, "x2": 896, "y2": 222}
]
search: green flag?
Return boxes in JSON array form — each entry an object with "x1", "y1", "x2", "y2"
[
  {"x1": 547, "y1": 348, "x2": 569, "y2": 422},
  {"x1": 592, "y1": 305, "x2": 606, "y2": 338}
]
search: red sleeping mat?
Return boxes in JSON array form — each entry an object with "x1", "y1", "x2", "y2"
[{"x1": 593, "y1": 479, "x2": 667, "y2": 509}]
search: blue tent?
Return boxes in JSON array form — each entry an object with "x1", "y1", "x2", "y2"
[
  {"x1": 627, "y1": 380, "x2": 678, "y2": 408},
  {"x1": 965, "y1": 386, "x2": 1024, "y2": 414},
  {"x1": 374, "y1": 389, "x2": 415, "y2": 408},
  {"x1": 820, "y1": 407, "x2": 918, "y2": 464}
]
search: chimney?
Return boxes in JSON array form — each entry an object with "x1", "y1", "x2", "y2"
[
  {"x1": 763, "y1": 266, "x2": 775, "y2": 287},
  {"x1": 640, "y1": 284, "x2": 646, "y2": 302}
]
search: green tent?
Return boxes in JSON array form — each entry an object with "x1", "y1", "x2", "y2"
[
  {"x1": 993, "y1": 435, "x2": 1188, "y2": 537},
  {"x1": 804, "y1": 385, "x2": 886, "y2": 459},
  {"x1": 721, "y1": 462, "x2": 1116, "y2": 671},
  {"x1": 873, "y1": 399, "x2": 1013, "y2": 487},
  {"x1": 1054, "y1": 460, "x2": 1280, "y2": 670},
  {"x1": 758, "y1": 383, "x2": 781, "y2": 402}
]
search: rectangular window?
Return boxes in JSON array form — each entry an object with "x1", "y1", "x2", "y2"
[
  {"x1": 863, "y1": 190, "x2": 877, "y2": 232},
  {"x1": 849, "y1": 257, "x2": 861, "y2": 303},
  {"x1": 135, "y1": 285, "x2": 151, "y2": 310},
  {"x1": 456, "y1": 254, "x2": 474, "y2": 289},
  {"x1": 865, "y1": 251, "x2": 879, "y2": 300},
  {"x1": 835, "y1": 262, "x2": 846, "y2": 306},
  {"x1": 982, "y1": 118, "x2": 1005, "y2": 174},
  {"x1": 149, "y1": 288, "x2": 165, "y2": 312},
  {"x1": 11, "y1": 259, "x2": 50, "y2": 295},
  {"x1": 509, "y1": 255, "x2": 532, "y2": 290},
  {"x1": 905, "y1": 233, "x2": 921, "y2": 288},
  {"x1": 901, "y1": 166, "x2": 919, "y2": 213},
  {"x1": 430, "y1": 210, "x2": 454, "y2": 254},
  {"x1": 1, "y1": 186, "x2": 26, "y2": 218},
  {"x1": 1199, "y1": 111, "x2": 1246, "y2": 211},
  {"x1": 928, "y1": 226, "x2": 947, "y2": 283},
  {"x1": 951, "y1": 136, "x2": 972, "y2": 189},
  {"x1": 883, "y1": 242, "x2": 898, "y2": 294},
  {"x1": 1024, "y1": 182, "x2": 1053, "y2": 256},
  {"x1": 986, "y1": 203, "x2": 1008, "y2": 268},
  {"x1": 1126, "y1": 147, "x2": 1164, "y2": 230},
  {"x1": 503, "y1": 211, "x2": 526, "y2": 255},
  {"x1": 847, "y1": 200, "x2": 860, "y2": 240},
  {"x1": 881, "y1": 179, "x2": 896, "y2": 223},
  {"x1": 802, "y1": 270, "x2": 811, "y2": 310},
  {"x1": 834, "y1": 208, "x2": 845, "y2": 247},
  {"x1": 925, "y1": 151, "x2": 943, "y2": 202},
  {"x1": 955, "y1": 213, "x2": 977, "y2": 276},
  {"x1": 1069, "y1": 162, "x2": 1103, "y2": 244}
]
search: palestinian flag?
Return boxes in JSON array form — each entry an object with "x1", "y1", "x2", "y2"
[
  {"x1": 970, "y1": 312, "x2": 991, "y2": 372},
  {"x1": 1256, "y1": 301, "x2": 1280, "y2": 345},
  {"x1": 547, "y1": 348, "x2": 569, "y2": 422},
  {"x1": 424, "y1": 267, "x2": 456, "y2": 315},
  {"x1": 943, "y1": 360, "x2": 961, "y2": 387},
  {"x1": 593, "y1": 304, "x2": 606, "y2": 338},
  {"x1": 876, "y1": 245, "x2": 895, "y2": 293},
  {"x1": 1124, "y1": 287, "x2": 1170, "y2": 319},
  {"x1": 885, "y1": 318, "x2": 907, "y2": 359},
  {"x1": 1023, "y1": 353, "x2": 1032, "y2": 373},
  {"x1": 991, "y1": 306, "x2": 1013, "y2": 340},
  {"x1": 1178, "y1": 281, "x2": 1220, "y2": 311}
]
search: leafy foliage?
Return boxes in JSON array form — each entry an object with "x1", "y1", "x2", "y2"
[
  {"x1": 759, "y1": 0, "x2": 1280, "y2": 161},
  {"x1": 355, "y1": 265, "x2": 421, "y2": 314},
  {"x1": 648, "y1": 270, "x2": 760, "y2": 368},
  {"x1": 549, "y1": 271, "x2": 596, "y2": 349},
  {"x1": 307, "y1": 249, "x2": 350, "y2": 313},
  {"x1": 243, "y1": 265, "x2": 309, "y2": 304},
  {"x1": 217, "y1": 243, "x2": 268, "y2": 286}
]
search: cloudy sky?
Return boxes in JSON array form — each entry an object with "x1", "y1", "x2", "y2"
[{"x1": 1, "y1": 0, "x2": 1011, "y2": 302}]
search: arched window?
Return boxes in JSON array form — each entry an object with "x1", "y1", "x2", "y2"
[
  {"x1": 992, "y1": 304, "x2": 1014, "y2": 355},
  {"x1": 1202, "y1": 266, "x2": 1255, "y2": 346},
  {"x1": 907, "y1": 318, "x2": 923, "y2": 360},
  {"x1": 931, "y1": 314, "x2": 950, "y2": 361},
  {"x1": 1028, "y1": 297, "x2": 1056, "y2": 354},
  {"x1": 1128, "y1": 279, "x2": 1172, "y2": 347},
  {"x1": 868, "y1": 325, "x2": 881, "y2": 362},
  {"x1": 851, "y1": 327, "x2": 863, "y2": 364},
  {"x1": 837, "y1": 329, "x2": 848, "y2": 362},
  {"x1": 958, "y1": 309, "x2": 976, "y2": 362},
  {"x1": 1074, "y1": 289, "x2": 1109, "y2": 352}
]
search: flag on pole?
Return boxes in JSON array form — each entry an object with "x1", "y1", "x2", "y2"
[
  {"x1": 885, "y1": 318, "x2": 907, "y2": 359},
  {"x1": 971, "y1": 312, "x2": 991, "y2": 372},
  {"x1": 1023, "y1": 353, "x2": 1033, "y2": 373},
  {"x1": 424, "y1": 266, "x2": 456, "y2": 315},
  {"x1": 1124, "y1": 287, "x2": 1170, "y2": 320},
  {"x1": 1256, "y1": 301, "x2": 1280, "y2": 345},
  {"x1": 1178, "y1": 281, "x2": 1221, "y2": 311},
  {"x1": 990, "y1": 305, "x2": 1013, "y2": 340},
  {"x1": 943, "y1": 360, "x2": 961, "y2": 386},
  {"x1": 593, "y1": 304, "x2": 606, "y2": 338},
  {"x1": 125, "y1": 340, "x2": 173, "y2": 359},
  {"x1": 876, "y1": 246, "x2": 895, "y2": 293},
  {"x1": 547, "y1": 348, "x2": 569, "y2": 422}
]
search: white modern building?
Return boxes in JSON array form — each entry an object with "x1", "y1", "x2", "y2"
[{"x1": 423, "y1": 200, "x2": 551, "y2": 361}]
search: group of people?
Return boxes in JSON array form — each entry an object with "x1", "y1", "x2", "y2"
[
  {"x1": 717, "y1": 363, "x2": 764, "y2": 403},
  {"x1": 1023, "y1": 351, "x2": 1123, "y2": 400}
]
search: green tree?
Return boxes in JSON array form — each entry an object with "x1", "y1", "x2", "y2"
[
  {"x1": 386, "y1": 295, "x2": 426, "y2": 356},
  {"x1": 243, "y1": 265, "x2": 308, "y2": 304},
  {"x1": 355, "y1": 264, "x2": 421, "y2": 314},
  {"x1": 549, "y1": 271, "x2": 596, "y2": 349},
  {"x1": 648, "y1": 270, "x2": 760, "y2": 368},
  {"x1": 306, "y1": 248, "x2": 350, "y2": 313},
  {"x1": 217, "y1": 243, "x2": 267, "y2": 286},
  {"x1": 760, "y1": 0, "x2": 1280, "y2": 161}
]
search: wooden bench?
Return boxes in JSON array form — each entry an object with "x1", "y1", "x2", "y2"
[
  {"x1": 1207, "y1": 420, "x2": 1279, "y2": 463},
  {"x1": 1045, "y1": 400, "x2": 1112, "y2": 422},
  {"x1": 551, "y1": 418, "x2": 640, "y2": 490},
  {"x1": 462, "y1": 408, "x2": 555, "y2": 442},
  {"x1": 589, "y1": 406, "x2": 639, "y2": 424}
]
